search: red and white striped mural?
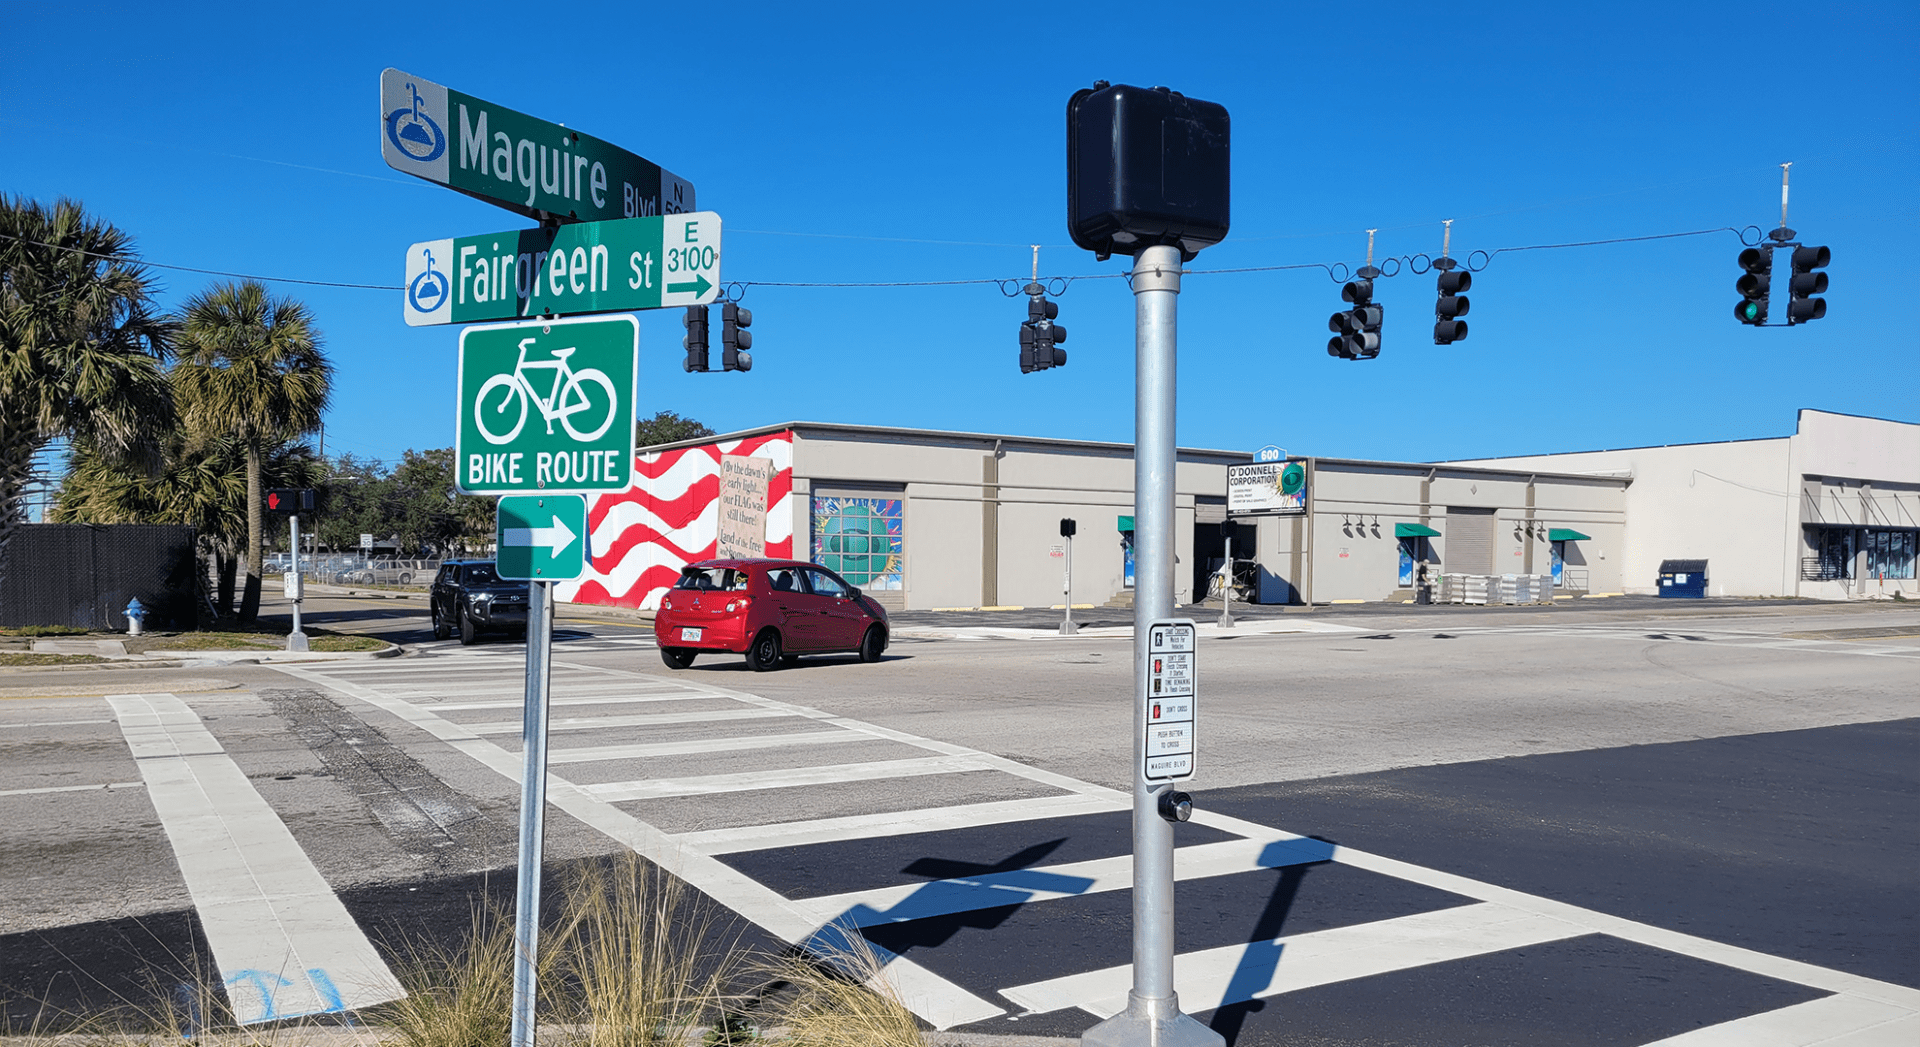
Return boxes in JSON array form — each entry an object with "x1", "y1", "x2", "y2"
[{"x1": 556, "y1": 430, "x2": 794, "y2": 610}]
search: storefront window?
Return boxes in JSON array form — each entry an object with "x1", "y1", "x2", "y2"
[
  {"x1": 811, "y1": 496, "x2": 904, "y2": 590},
  {"x1": 1865, "y1": 530, "x2": 1917, "y2": 580}
]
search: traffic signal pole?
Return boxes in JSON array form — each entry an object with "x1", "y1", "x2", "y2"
[
  {"x1": 287, "y1": 514, "x2": 309, "y2": 652},
  {"x1": 510, "y1": 581, "x2": 556, "y2": 1047},
  {"x1": 1082, "y1": 243, "x2": 1223, "y2": 1047}
]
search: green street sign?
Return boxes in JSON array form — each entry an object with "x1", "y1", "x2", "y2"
[
  {"x1": 455, "y1": 315, "x2": 637, "y2": 496},
  {"x1": 381, "y1": 68, "x2": 694, "y2": 224},
  {"x1": 496, "y1": 495, "x2": 588, "y2": 581},
  {"x1": 403, "y1": 213, "x2": 721, "y2": 326}
]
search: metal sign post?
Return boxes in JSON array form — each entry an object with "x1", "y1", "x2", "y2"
[
  {"x1": 287, "y1": 514, "x2": 309, "y2": 652},
  {"x1": 1082, "y1": 243, "x2": 1222, "y2": 1047},
  {"x1": 1060, "y1": 518, "x2": 1079, "y2": 636},
  {"x1": 510, "y1": 580, "x2": 555, "y2": 1047},
  {"x1": 1219, "y1": 526, "x2": 1235, "y2": 629}
]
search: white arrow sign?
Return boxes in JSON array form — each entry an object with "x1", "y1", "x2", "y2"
[{"x1": 502, "y1": 518, "x2": 577, "y2": 557}]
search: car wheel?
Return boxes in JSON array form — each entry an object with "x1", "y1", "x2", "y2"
[
  {"x1": 431, "y1": 605, "x2": 451, "y2": 641},
  {"x1": 746, "y1": 629, "x2": 783, "y2": 672},
  {"x1": 458, "y1": 606, "x2": 479, "y2": 646},
  {"x1": 858, "y1": 625, "x2": 887, "y2": 663},
  {"x1": 398, "y1": 572, "x2": 414, "y2": 586},
  {"x1": 660, "y1": 647, "x2": 696, "y2": 670}
]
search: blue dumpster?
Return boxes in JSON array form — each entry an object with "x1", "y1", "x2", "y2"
[{"x1": 1657, "y1": 559, "x2": 1708, "y2": 598}]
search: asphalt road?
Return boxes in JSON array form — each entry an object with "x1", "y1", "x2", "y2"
[{"x1": 1, "y1": 593, "x2": 1914, "y2": 1044}]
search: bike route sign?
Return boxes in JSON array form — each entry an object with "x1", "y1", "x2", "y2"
[
  {"x1": 404, "y1": 213, "x2": 721, "y2": 326},
  {"x1": 380, "y1": 68, "x2": 694, "y2": 225},
  {"x1": 1143, "y1": 618, "x2": 1197, "y2": 782},
  {"x1": 454, "y1": 315, "x2": 637, "y2": 496},
  {"x1": 496, "y1": 495, "x2": 588, "y2": 581}
]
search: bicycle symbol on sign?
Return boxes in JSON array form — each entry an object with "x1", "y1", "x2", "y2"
[{"x1": 475, "y1": 338, "x2": 618, "y2": 445}]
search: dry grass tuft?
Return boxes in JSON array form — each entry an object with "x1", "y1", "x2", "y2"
[{"x1": 753, "y1": 933, "x2": 922, "y2": 1047}]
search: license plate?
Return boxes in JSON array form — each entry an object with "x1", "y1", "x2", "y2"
[{"x1": 681, "y1": 627, "x2": 703, "y2": 641}]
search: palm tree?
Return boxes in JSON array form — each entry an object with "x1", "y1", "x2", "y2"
[
  {"x1": 0, "y1": 196, "x2": 173, "y2": 564},
  {"x1": 171, "y1": 282, "x2": 331, "y2": 624}
]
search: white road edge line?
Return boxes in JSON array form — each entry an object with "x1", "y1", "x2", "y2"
[{"x1": 107, "y1": 693, "x2": 404, "y2": 1023}]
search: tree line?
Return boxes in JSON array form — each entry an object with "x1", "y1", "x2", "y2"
[{"x1": 1, "y1": 194, "x2": 720, "y2": 626}]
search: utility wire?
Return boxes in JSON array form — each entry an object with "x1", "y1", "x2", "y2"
[{"x1": 0, "y1": 224, "x2": 1754, "y2": 296}]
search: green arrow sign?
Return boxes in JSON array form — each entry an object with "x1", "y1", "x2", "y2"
[
  {"x1": 455, "y1": 315, "x2": 637, "y2": 496},
  {"x1": 404, "y1": 213, "x2": 720, "y2": 326},
  {"x1": 381, "y1": 68, "x2": 693, "y2": 224},
  {"x1": 497, "y1": 495, "x2": 588, "y2": 581}
]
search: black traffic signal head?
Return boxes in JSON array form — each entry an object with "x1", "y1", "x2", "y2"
[
  {"x1": 1786, "y1": 245, "x2": 1830, "y2": 324},
  {"x1": 1434, "y1": 268, "x2": 1471, "y2": 344},
  {"x1": 1341, "y1": 278, "x2": 1374, "y2": 305},
  {"x1": 721, "y1": 302, "x2": 753, "y2": 371},
  {"x1": 1060, "y1": 517, "x2": 1077, "y2": 537},
  {"x1": 682, "y1": 304, "x2": 710, "y2": 372},
  {"x1": 1067, "y1": 82, "x2": 1231, "y2": 261},
  {"x1": 1735, "y1": 246, "x2": 1771, "y2": 326},
  {"x1": 1019, "y1": 294, "x2": 1068, "y2": 373}
]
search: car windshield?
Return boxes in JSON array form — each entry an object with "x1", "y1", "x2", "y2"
[
  {"x1": 462, "y1": 564, "x2": 503, "y2": 585},
  {"x1": 675, "y1": 567, "x2": 750, "y2": 592}
]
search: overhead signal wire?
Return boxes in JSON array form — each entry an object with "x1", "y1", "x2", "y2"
[{"x1": 0, "y1": 223, "x2": 1766, "y2": 297}]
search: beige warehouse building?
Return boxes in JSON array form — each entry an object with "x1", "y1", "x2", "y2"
[{"x1": 563, "y1": 410, "x2": 1917, "y2": 613}]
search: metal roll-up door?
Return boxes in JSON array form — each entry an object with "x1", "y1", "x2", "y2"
[{"x1": 1444, "y1": 507, "x2": 1496, "y2": 576}]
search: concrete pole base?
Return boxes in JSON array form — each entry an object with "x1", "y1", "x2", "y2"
[
  {"x1": 286, "y1": 631, "x2": 310, "y2": 653},
  {"x1": 1217, "y1": 612, "x2": 1234, "y2": 628},
  {"x1": 1080, "y1": 992, "x2": 1223, "y2": 1047},
  {"x1": 1060, "y1": 621, "x2": 1080, "y2": 635}
]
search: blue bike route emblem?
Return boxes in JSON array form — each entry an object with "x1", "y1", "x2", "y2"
[
  {"x1": 408, "y1": 246, "x2": 450, "y2": 314},
  {"x1": 385, "y1": 82, "x2": 445, "y2": 162}
]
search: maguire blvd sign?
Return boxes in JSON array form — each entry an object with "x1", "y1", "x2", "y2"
[
  {"x1": 455, "y1": 315, "x2": 637, "y2": 496},
  {"x1": 380, "y1": 68, "x2": 694, "y2": 224},
  {"x1": 496, "y1": 495, "x2": 588, "y2": 581},
  {"x1": 404, "y1": 213, "x2": 721, "y2": 326}
]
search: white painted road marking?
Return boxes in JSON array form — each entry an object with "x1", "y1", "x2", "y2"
[
  {"x1": 108, "y1": 693, "x2": 404, "y2": 1023},
  {"x1": 276, "y1": 646, "x2": 1920, "y2": 1043},
  {"x1": 0, "y1": 780, "x2": 143, "y2": 798},
  {"x1": 1636, "y1": 993, "x2": 1920, "y2": 1045}
]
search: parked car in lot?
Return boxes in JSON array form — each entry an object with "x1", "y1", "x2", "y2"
[
  {"x1": 429, "y1": 559, "x2": 528, "y2": 645},
  {"x1": 654, "y1": 559, "x2": 888, "y2": 671}
]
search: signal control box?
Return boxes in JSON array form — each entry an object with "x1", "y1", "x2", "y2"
[{"x1": 1067, "y1": 83, "x2": 1230, "y2": 262}]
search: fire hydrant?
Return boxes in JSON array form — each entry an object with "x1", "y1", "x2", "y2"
[{"x1": 125, "y1": 597, "x2": 146, "y2": 636}]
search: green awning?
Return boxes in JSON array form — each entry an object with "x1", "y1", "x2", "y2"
[
  {"x1": 1118, "y1": 515, "x2": 1134, "y2": 532},
  {"x1": 1548, "y1": 528, "x2": 1591, "y2": 541},
  {"x1": 1394, "y1": 523, "x2": 1441, "y2": 538}
]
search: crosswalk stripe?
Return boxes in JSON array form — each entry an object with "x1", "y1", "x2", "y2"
[
  {"x1": 462, "y1": 707, "x2": 792, "y2": 735},
  {"x1": 107, "y1": 693, "x2": 404, "y2": 1023},
  {"x1": 1000, "y1": 901, "x2": 1588, "y2": 1019},
  {"x1": 676, "y1": 793, "x2": 1125, "y2": 854},
  {"x1": 426, "y1": 691, "x2": 709, "y2": 712},
  {"x1": 548, "y1": 728, "x2": 859, "y2": 766},
  {"x1": 1635, "y1": 993, "x2": 1919, "y2": 1046},
  {"x1": 268, "y1": 663, "x2": 1004, "y2": 1030},
  {"x1": 797, "y1": 836, "x2": 1336, "y2": 929},
  {"x1": 580, "y1": 754, "x2": 993, "y2": 799}
]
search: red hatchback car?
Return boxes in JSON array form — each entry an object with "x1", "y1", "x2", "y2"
[{"x1": 654, "y1": 559, "x2": 890, "y2": 671}]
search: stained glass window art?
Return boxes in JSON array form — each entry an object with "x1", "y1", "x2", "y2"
[{"x1": 811, "y1": 496, "x2": 904, "y2": 590}]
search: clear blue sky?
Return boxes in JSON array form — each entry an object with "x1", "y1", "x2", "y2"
[{"x1": 6, "y1": 1, "x2": 1915, "y2": 470}]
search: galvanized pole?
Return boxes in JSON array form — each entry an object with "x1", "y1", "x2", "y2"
[
  {"x1": 1218, "y1": 529, "x2": 1234, "y2": 629},
  {"x1": 510, "y1": 580, "x2": 555, "y2": 1047},
  {"x1": 287, "y1": 515, "x2": 309, "y2": 652},
  {"x1": 1060, "y1": 531, "x2": 1078, "y2": 635},
  {"x1": 1083, "y1": 244, "x2": 1222, "y2": 1047}
]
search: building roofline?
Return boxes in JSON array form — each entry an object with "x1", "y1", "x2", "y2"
[
  {"x1": 638, "y1": 420, "x2": 1253, "y2": 459},
  {"x1": 1309, "y1": 456, "x2": 1633, "y2": 485}
]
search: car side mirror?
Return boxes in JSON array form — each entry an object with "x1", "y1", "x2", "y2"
[{"x1": 848, "y1": 586, "x2": 862, "y2": 599}]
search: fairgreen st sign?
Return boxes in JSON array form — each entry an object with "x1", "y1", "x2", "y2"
[
  {"x1": 403, "y1": 213, "x2": 721, "y2": 326},
  {"x1": 381, "y1": 68, "x2": 694, "y2": 224},
  {"x1": 454, "y1": 315, "x2": 637, "y2": 496}
]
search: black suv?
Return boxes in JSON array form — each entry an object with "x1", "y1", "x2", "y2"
[{"x1": 429, "y1": 560, "x2": 528, "y2": 644}]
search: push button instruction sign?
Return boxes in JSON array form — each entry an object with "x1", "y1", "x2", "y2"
[{"x1": 1144, "y1": 619, "x2": 1197, "y2": 782}]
